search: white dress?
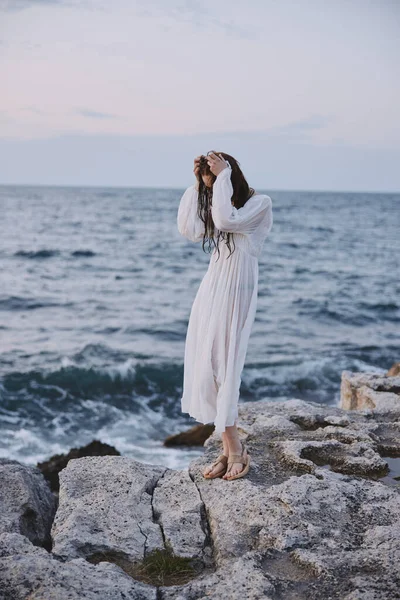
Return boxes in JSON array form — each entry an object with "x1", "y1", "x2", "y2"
[{"x1": 177, "y1": 161, "x2": 273, "y2": 433}]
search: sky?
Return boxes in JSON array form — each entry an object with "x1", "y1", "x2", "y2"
[{"x1": 0, "y1": 0, "x2": 399, "y2": 191}]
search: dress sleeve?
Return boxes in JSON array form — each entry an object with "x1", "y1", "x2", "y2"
[
  {"x1": 177, "y1": 184, "x2": 205, "y2": 243},
  {"x1": 211, "y1": 162, "x2": 273, "y2": 235}
]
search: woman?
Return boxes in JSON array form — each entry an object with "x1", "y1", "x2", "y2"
[{"x1": 177, "y1": 151, "x2": 273, "y2": 481}]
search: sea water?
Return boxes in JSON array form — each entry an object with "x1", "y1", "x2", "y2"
[{"x1": 0, "y1": 185, "x2": 399, "y2": 468}]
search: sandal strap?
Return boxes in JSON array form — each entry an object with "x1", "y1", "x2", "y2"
[
  {"x1": 227, "y1": 442, "x2": 247, "y2": 466},
  {"x1": 211, "y1": 453, "x2": 228, "y2": 467},
  {"x1": 228, "y1": 456, "x2": 247, "y2": 466}
]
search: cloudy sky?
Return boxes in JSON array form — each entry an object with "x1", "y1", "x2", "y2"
[{"x1": 0, "y1": 0, "x2": 399, "y2": 191}]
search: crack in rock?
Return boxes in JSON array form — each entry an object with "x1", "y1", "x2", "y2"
[
  {"x1": 137, "y1": 521, "x2": 149, "y2": 557},
  {"x1": 149, "y1": 469, "x2": 168, "y2": 554},
  {"x1": 187, "y1": 469, "x2": 215, "y2": 568}
]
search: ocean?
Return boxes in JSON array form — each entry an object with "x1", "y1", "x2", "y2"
[{"x1": 0, "y1": 184, "x2": 399, "y2": 470}]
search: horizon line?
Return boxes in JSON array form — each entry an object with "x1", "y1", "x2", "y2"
[{"x1": 0, "y1": 182, "x2": 399, "y2": 195}]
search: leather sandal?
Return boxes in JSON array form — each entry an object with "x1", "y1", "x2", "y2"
[
  {"x1": 203, "y1": 453, "x2": 229, "y2": 479},
  {"x1": 224, "y1": 441, "x2": 250, "y2": 481}
]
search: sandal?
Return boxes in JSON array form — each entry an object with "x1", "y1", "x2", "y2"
[
  {"x1": 223, "y1": 441, "x2": 250, "y2": 481},
  {"x1": 203, "y1": 453, "x2": 229, "y2": 479}
]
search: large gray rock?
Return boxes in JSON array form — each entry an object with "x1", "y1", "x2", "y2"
[
  {"x1": 0, "y1": 458, "x2": 56, "y2": 549},
  {"x1": 51, "y1": 455, "x2": 167, "y2": 562},
  {"x1": 51, "y1": 455, "x2": 209, "y2": 567},
  {"x1": 0, "y1": 532, "x2": 156, "y2": 600}
]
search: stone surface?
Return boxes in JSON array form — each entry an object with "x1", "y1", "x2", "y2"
[
  {"x1": 182, "y1": 397, "x2": 400, "y2": 599},
  {"x1": 0, "y1": 458, "x2": 56, "y2": 549},
  {"x1": 36, "y1": 438, "x2": 121, "y2": 493},
  {"x1": 277, "y1": 438, "x2": 388, "y2": 476},
  {"x1": 0, "y1": 532, "x2": 156, "y2": 600},
  {"x1": 340, "y1": 370, "x2": 400, "y2": 412},
  {"x1": 51, "y1": 455, "x2": 167, "y2": 562},
  {"x1": 161, "y1": 551, "x2": 276, "y2": 600},
  {"x1": 387, "y1": 361, "x2": 400, "y2": 376},
  {"x1": 152, "y1": 468, "x2": 207, "y2": 560}
]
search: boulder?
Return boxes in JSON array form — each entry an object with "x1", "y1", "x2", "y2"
[
  {"x1": 0, "y1": 458, "x2": 56, "y2": 550},
  {"x1": 0, "y1": 532, "x2": 156, "y2": 600},
  {"x1": 51, "y1": 455, "x2": 210, "y2": 568},
  {"x1": 340, "y1": 370, "x2": 400, "y2": 412},
  {"x1": 164, "y1": 423, "x2": 215, "y2": 446},
  {"x1": 51, "y1": 456, "x2": 166, "y2": 563},
  {"x1": 37, "y1": 439, "x2": 121, "y2": 493}
]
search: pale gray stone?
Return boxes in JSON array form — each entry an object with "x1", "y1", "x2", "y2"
[
  {"x1": 324, "y1": 414, "x2": 351, "y2": 426},
  {"x1": 152, "y1": 468, "x2": 206, "y2": 559},
  {"x1": 0, "y1": 458, "x2": 56, "y2": 547},
  {"x1": 276, "y1": 438, "x2": 387, "y2": 476},
  {"x1": 51, "y1": 455, "x2": 167, "y2": 561},
  {"x1": 0, "y1": 532, "x2": 156, "y2": 600},
  {"x1": 161, "y1": 551, "x2": 275, "y2": 600}
]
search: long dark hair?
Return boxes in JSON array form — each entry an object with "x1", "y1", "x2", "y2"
[{"x1": 196, "y1": 151, "x2": 256, "y2": 260}]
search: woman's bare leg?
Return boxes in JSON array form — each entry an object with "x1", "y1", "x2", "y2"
[
  {"x1": 222, "y1": 420, "x2": 247, "y2": 479},
  {"x1": 221, "y1": 432, "x2": 230, "y2": 456}
]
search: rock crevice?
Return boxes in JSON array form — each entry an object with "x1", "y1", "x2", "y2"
[{"x1": 149, "y1": 469, "x2": 168, "y2": 555}]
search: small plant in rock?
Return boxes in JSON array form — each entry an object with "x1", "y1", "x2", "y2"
[
  {"x1": 87, "y1": 545, "x2": 199, "y2": 587},
  {"x1": 131, "y1": 546, "x2": 197, "y2": 586}
]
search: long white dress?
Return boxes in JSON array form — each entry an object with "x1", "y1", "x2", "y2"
[{"x1": 177, "y1": 161, "x2": 273, "y2": 433}]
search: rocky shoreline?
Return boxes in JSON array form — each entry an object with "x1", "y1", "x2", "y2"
[{"x1": 0, "y1": 368, "x2": 399, "y2": 599}]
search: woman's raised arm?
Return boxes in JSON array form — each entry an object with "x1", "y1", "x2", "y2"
[
  {"x1": 177, "y1": 185, "x2": 205, "y2": 243},
  {"x1": 211, "y1": 164, "x2": 272, "y2": 236}
]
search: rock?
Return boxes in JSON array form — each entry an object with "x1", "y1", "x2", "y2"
[
  {"x1": 152, "y1": 468, "x2": 207, "y2": 561},
  {"x1": 162, "y1": 551, "x2": 275, "y2": 600},
  {"x1": 1, "y1": 376, "x2": 400, "y2": 599},
  {"x1": 0, "y1": 532, "x2": 156, "y2": 600},
  {"x1": 324, "y1": 414, "x2": 350, "y2": 427},
  {"x1": 0, "y1": 458, "x2": 56, "y2": 550},
  {"x1": 164, "y1": 423, "x2": 215, "y2": 446},
  {"x1": 277, "y1": 439, "x2": 387, "y2": 476},
  {"x1": 51, "y1": 456, "x2": 166, "y2": 563},
  {"x1": 52, "y1": 455, "x2": 209, "y2": 568},
  {"x1": 387, "y1": 361, "x2": 400, "y2": 376},
  {"x1": 184, "y1": 397, "x2": 400, "y2": 598},
  {"x1": 340, "y1": 370, "x2": 400, "y2": 412},
  {"x1": 36, "y1": 439, "x2": 121, "y2": 493}
]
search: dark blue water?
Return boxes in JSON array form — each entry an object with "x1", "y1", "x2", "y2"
[{"x1": 0, "y1": 185, "x2": 399, "y2": 468}]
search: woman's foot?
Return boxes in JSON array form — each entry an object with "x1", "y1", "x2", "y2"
[
  {"x1": 222, "y1": 441, "x2": 248, "y2": 480},
  {"x1": 203, "y1": 454, "x2": 228, "y2": 478},
  {"x1": 203, "y1": 439, "x2": 229, "y2": 478}
]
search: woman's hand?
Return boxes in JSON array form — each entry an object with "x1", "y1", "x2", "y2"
[
  {"x1": 193, "y1": 155, "x2": 202, "y2": 190},
  {"x1": 193, "y1": 155, "x2": 202, "y2": 181},
  {"x1": 206, "y1": 152, "x2": 229, "y2": 177}
]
